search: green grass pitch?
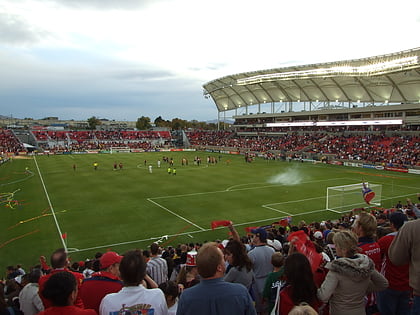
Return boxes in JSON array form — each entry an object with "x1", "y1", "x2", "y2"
[{"x1": 1, "y1": 151, "x2": 419, "y2": 270}]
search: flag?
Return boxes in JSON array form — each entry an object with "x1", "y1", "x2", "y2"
[
  {"x1": 61, "y1": 232, "x2": 67, "y2": 240},
  {"x1": 211, "y1": 220, "x2": 232, "y2": 230},
  {"x1": 362, "y1": 182, "x2": 375, "y2": 205},
  {"x1": 279, "y1": 218, "x2": 289, "y2": 227},
  {"x1": 287, "y1": 230, "x2": 322, "y2": 272}
]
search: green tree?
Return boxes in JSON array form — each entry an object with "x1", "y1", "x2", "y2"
[
  {"x1": 87, "y1": 116, "x2": 101, "y2": 130},
  {"x1": 136, "y1": 116, "x2": 151, "y2": 130},
  {"x1": 171, "y1": 118, "x2": 188, "y2": 130},
  {"x1": 154, "y1": 116, "x2": 166, "y2": 127}
]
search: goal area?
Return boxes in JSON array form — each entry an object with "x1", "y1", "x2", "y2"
[{"x1": 326, "y1": 183, "x2": 382, "y2": 213}]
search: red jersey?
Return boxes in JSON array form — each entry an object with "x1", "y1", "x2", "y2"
[
  {"x1": 279, "y1": 285, "x2": 323, "y2": 315},
  {"x1": 358, "y1": 237, "x2": 381, "y2": 271},
  {"x1": 79, "y1": 271, "x2": 123, "y2": 314},
  {"x1": 358, "y1": 237, "x2": 381, "y2": 307},
  {"x1": 378, "y1": 233, "x2": 410, "y2": 291},
  {"x1": 39, "y1": 269, "x2": 85, "y2": 309}
]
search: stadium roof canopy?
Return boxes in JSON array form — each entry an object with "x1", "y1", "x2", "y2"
[{"x1": 203, "y1": 48, "x2": 420, "y2": 113}]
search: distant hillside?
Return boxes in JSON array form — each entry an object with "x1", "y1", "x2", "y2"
[{"x1": 0, "y1": 115, "x2": 19, "y2": 119}]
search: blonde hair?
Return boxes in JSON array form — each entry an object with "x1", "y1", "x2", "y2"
[
  {"x1": 333, "y1": 230, "x2": 358, "y2": 257},
  {"x1": 288, "y1": 302, "x2": 318, "y2": 315},
  {"x1": 353, "y1": 212, "x2": 377, "y2": 238}
]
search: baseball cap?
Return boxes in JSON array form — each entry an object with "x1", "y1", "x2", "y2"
[
  {"x1": 100, "y1": 251, "x2": 123, "y2": 269},
  {"x1": 313, "y1": 231, "x2": 323, "y2": 240},
  {"x1": 267, "y1": 239, "x2": 282, "y2": 251},
  {"x1": 251, "y1": 228, "x2": 267, "y2": 242},
  {"x1": 186, "y1": 250, "x2": 197, "y2": 267}
]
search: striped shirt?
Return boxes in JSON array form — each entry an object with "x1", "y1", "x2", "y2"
[{"x1": 146, "y1": 256, "x2": 168, "y2": 285}]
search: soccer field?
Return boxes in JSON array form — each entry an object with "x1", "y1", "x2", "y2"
[{"x1": 1, "y1": 151, "x2": 419, "y2": 270}]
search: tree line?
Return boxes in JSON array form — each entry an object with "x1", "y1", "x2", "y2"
[{"x1": 87, "y1": 116, "x2": 229, "y2": 130}]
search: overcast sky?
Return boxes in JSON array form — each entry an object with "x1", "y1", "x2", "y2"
[{"x1": 1, "y1": 0, "x2": 419, "y2": 122}]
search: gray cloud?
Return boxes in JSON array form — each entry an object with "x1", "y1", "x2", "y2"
[
  {"x1": 0, "y1": 12, "x2": 47, "y2": 45},
  {"x1": 112, "y1": 69, "x2": 176, "y2": 81},
  {"x1": 40, "y1": 0, "x2": 171, "y2": 10},
  {"x1": 189, "y1": 63, "x2": 228, "y2": 72}
]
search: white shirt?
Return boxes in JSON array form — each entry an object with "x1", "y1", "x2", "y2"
[
  {"x1": 19, "y1": 283, "x2": 44, "y2": 315},
  {"x1": 100, "y1": 285, "x2": 168, "y2": 315}
]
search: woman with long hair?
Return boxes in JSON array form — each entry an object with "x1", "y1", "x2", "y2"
[
  {"x1": 223, "y1": 239, "x2": 254, "y2": 290},
  {"x1": 278, "y1": 252, "x2": 320, "y2": 314},
  {"x1": 317, "y1": 230, "x2": 388, "y2": 315}
]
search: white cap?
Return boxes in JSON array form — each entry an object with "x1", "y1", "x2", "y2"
[
  {"x1": 313, "y1": 231, "x2": 323, "y2": 240},
  {"x1": 267, "y1": 239, "x2": 282, "y2": 251}
]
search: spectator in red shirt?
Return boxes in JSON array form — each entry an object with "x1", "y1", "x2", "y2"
[
  {"x1": 79, "y1": 251, "x2": 123, "y2": 314},
  {"x1": 377, "y1": 212, "x2": 410, "y2": 315},
  {"x1": 352, "y1": 212, "x2": 382, "y2": 314},
  {"x1": 38, "y1": 271, "x2": 96, "y2": 315},
  {"x1": 38, "y1": 248, "x2": 85, "y2": 309}
]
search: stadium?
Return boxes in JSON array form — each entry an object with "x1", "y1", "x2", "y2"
[{"x1": 1, "y1": 48, "x2": 420, "y2": 314}]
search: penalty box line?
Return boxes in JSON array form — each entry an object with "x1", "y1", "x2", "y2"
[{"x1": 147, "y1": 198, "x2": 206, "y2": 231}]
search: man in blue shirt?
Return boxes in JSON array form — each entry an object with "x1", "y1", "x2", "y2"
[{"x1": 176, "y1": 242, "x2": 256, "y2": 315}]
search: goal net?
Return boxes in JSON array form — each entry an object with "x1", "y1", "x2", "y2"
[
  {"x1": 110, "y1": 147, "x2": 131, "y2": 154},
  {"x1": 326, "y1": 182, "x2": 382, "y2": 213}
]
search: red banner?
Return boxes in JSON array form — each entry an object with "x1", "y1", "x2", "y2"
[{"x1": 287, "y1": 230, "x2": 322, "y2": 272}]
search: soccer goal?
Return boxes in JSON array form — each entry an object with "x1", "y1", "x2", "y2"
[
  {"x1": 326, "y1": 183, "x2": 382, "y2": 213},
  {"x1": 110, "y1": 147, "x2": 131, "y2": 154}
]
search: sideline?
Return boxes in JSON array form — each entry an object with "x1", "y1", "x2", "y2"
[{"x1": 33, "y1": 156, "x2": 67, "y2": 251}]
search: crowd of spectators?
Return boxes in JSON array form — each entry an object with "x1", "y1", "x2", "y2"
[
  {"x1": 0, "y1": 129, "x2": 25, "y2": 153},
  {"x1": 30, "y1": 130, "x2": 172, "y2": 152},
  {"x1": 0, "y1": 127, "x2": 418, "y2": 168},
  {"x1": 186, "y1": 130, "x2": 419, "y2": 167},
  {"x1": 2, "y1": 197, "x2": 419, "y2": 314}
]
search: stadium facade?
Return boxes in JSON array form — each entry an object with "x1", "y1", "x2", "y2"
[{"x1": 203, "y1": 47, "x2": 420, "y2": 129}]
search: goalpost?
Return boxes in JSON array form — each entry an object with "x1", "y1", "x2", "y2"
[
  {"x1": 326, "y1": 183, "x2": 382, "y2": 213},
  {"x1": 110, "y1": 146, "x2": 131, "y2": 154}
]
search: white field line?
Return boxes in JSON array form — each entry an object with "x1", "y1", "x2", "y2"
[
  {"x1": 151, "y1": 177, "x2": 353, "y2": 201},
  {"x1": 33, "y1": 156, "x2": 67, "y2": 251},
  {"x1": 0, "y1": 171, "x2": 34, "y2": 187},
  {"x1": 68, "y1": 207, "x2": 343, "y2": 254},
  {"x1": 261, "y1": 206, "x2": 292, "y2": 216},
  {"x1": 147, "y1": 198, "x2": 206, "y2": 231},
  {"x1": 70, "y1": 177, "x2": 419, "y2": 254},
  {"x1": 225, "y1": 177, "x2": 353, "y2": 192}
]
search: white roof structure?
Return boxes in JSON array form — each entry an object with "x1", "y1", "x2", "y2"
[{"x1": 203, "y1": 48, "x2": 420, "y2": 113}]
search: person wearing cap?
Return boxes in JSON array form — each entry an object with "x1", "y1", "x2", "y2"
[
  {"x1": 38, "y1": 248, "x2": 85, "y2": 309},
  {"x1": 377, "y1": 211, "x2": 410, "y2": 315},
  {"x1": 79, "y1": 251, "x2": 123, "y2": 314},
  {"x1": 147, "y1": 243, "x2": 169, "y2": 286},
  {"x1": 176, "y1": 250, "x2": 199, "y2": 290},
  {"x1": 99, "y1": 249, "x2": 168, "y2": 315},
  {"x1": 389, "y1": 213, "x2": 420, "y2": 315},
  {"x1": 176, "y1": 242, "x2": 256, "y2": 315},
  {"x1": 248, "y1": 227, "x2": 275, "y2": 314}
]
